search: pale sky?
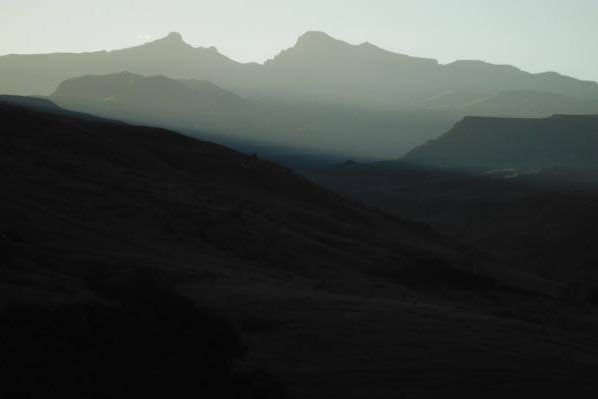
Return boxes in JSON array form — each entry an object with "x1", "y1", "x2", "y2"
[{"x1": 1, "y1": 0, "x2": 597, "y2": 81}]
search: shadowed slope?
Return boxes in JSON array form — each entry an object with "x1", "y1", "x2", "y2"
[
  {"x1": 4, "y1": 100, "x2": 598, "y2": 399},
  {"x1": 0, "y1": 99, "x2": 471, "y2": 303}
]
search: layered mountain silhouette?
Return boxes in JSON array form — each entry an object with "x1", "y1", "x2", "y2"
[
  {"x1": 6, "y1": 35, "x2": 598, "y2": 396},
  {"x1": 3, "y1": 32, "x2": 598, "y2": 160},
  {"x1": 53, "y1": 71, "x2": 245, "y2": 109},
  {"x1": 261, "y1": 32, "x2": 598, "y2": 108},
  {"x1": 0, "y1": 32, "x2": 252, "y2": 96},
  {"x1": 402, "y1": 114, "x2": 598, "y2": 170},
  {"x1": 3, "y1": 31, "x2": 598, "y2": 109},
  {"x1": 50, "y1": 71, "x2": 249, "y2": 132},
  {"x1": 47, "y1": 72, "x2": 458, "y2": 160}
]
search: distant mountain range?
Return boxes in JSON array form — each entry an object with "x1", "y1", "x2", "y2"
[
  {"x1": 3, "y1": 31, "x2": 598, "y2": 109},
  {"x1": 47, "y1": 72, "x2": 459, "y2": 160},
  {"x1": 50, "y1": 72, "x2": 249, "y2": 130},
  {"x1": 426, "y1": 90, "x2": 598, "y2": 118},
  {"x1": 3, "y1": 31, "x2": 598, "y2": 160},
  {"x1": 260, "y1": 31, "x2": 598, "y2": 109},
  {"x1": 402, "y1": 114, "x2": 598, "y2": 170},
  {"x1": 0, "y1": 32, "x2": 250, "y2": 97}
]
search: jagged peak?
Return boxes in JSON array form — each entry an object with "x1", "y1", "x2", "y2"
[
  {"x1": 143, "y1": 32, "x2": 191, "y2": 48},
  {"x1": 165, "y1": 32, "x2": 183, "y2": 41},
  {"x1": 293, "y1": 32, "x2": 435, "y2": 61},
  {"x1": 295, "y1": 31, "x2": 344, "y2": 47},
  {"x1": 298, "y1": 31, "x2": 335, "y2": 40}
]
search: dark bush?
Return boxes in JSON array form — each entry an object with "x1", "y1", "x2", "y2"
[{"x1": 0, "y1": 282, "x2": 288, "y2": 398}]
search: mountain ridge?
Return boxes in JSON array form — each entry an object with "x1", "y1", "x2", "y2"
[
  {"x1": 402, "y1": 113, "x2": 598, "y2": 170},
  {"x1": 2, "y1": 31, "x2": 597, "y2": 105}
]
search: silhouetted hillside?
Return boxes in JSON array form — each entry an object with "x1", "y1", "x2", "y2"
[
  {"x1": 403, "y1": 114, "x2": 598, "y2": 170},
  {"x1": 5, "y1": 99, "x2": 598, "y2": 399},
  {"x1": 0, "y1": 95, "x2": 62, "y2": 112},
  {"x1": 310, "y1": 159, "x2": 598, "y2": 284},
  {"x1": 0, "y1": 98, "x2": 475, "y2": 304}
]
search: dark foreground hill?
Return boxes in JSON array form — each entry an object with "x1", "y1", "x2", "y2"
[
  {"x1": 310, "y1": 159, "x2": 598, "y2": 285},
  {"x1": 0, "y1": 98, "x2": 467, "y2": 398},
  {"x1": 4, "y1": 100, "x2": 598, "y2": 398},
  {"x1": 0, "y1": 98, "x2": 473, "y2": 302}
]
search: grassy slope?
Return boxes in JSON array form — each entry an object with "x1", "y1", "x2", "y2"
[{"x1": 3, "y1": 101, "x2": 598, "y2": 397}]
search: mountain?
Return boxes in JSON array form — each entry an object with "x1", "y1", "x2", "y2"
[
  {"x1": 50, "y1": 71, "x2": 249, "y2": 131},
  {"x1": 440, "y1": 61, "x2": 598, "y2": 101},
  {"x1": 261, "y1": 32, "x2": 596, "y2": 108},
  {"x1": 424, "y1": 89, "x2": 598, "y2": 117},
  {"x1": 259, "y1": 31, "x2": 441, "y2": 108},
  {"x1": 402, "y1": 114, "x2": 598, "y2": 170},
  {"x1": 2, "y1": 31, "x2": 598, "y2": 110},
  {"x1": 48, "y1": 72, "x2": 459, "y2": 161},
  {"x1": 53, "y1": 71, "x2": 245, "y2": 109},
  {"x1": 4, "y1": 32, "x2": 598, "y2": 162},
  {"x1": 244, "y1": 31, "x2": 598, "y2": 109},
  {"x1": 462, "y1": 90, "x2": 598, "y2": 118},
  {"x1": 305, "y1": 109, "x2": 598, "y2": 280},
  {"x1": 0, "y1": 95, "x2": 63, "y2": 112},
  {"x1": 308, "y1": 160, "x2": 598, "y2": 283},
  {"x1": 6, "y1": 99, "x2": 598, "y2": 398},
  {"x1": 1, "y1": 98, "x2": 476, "y2": 304},
  {"x1": 0, "y1": 32, "x2": 254, "y2": 96},
  {"x1": 47, "y1": 74, "x2": 598, "y2": 165}
]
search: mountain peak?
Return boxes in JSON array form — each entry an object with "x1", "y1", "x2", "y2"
[
  {"x1": 164, "y1": 31, "x2": 185, "y2": 43},
  {"x1": 145, "y1": 32, "x2": 190, "y2": 48},
  {"x1": 299, "y1": 31, "x2": 334, "y2": 40},
  {"x1": 296, "y1": 31, "x2": 340, "y2": 46}
]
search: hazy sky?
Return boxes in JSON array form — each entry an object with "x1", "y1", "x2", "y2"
[{"x1": 1, "y1": 0, "x2": 597, "y2": 81}]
